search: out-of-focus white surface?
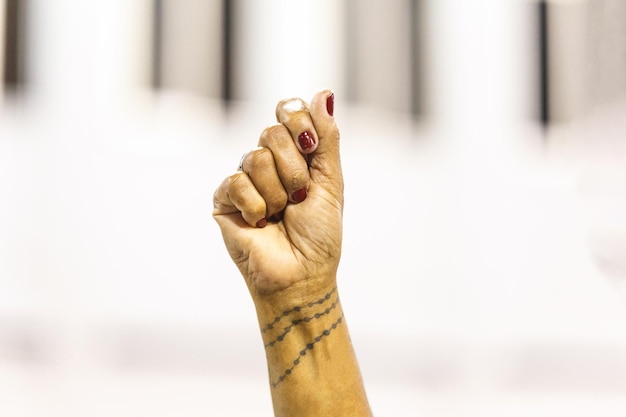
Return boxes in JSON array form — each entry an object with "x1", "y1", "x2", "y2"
[{"x1": 232, "y1": 0, "x2": 345, "y2": 105}]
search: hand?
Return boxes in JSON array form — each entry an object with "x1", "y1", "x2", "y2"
[{"x1": 213, "y1": 90, "x2": 342, "y2": 299}]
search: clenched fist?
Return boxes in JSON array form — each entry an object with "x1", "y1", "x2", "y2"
[{"x1": 213, "y1": 90, "x2": 343, "y2": 299}]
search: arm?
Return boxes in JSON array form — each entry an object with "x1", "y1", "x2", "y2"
[
  {"x1": 213, "y1": 90, "x2": 372, "y2": 417},
  {"x1": 255, "y1": 282, "x2": 369, "y2": 416}
]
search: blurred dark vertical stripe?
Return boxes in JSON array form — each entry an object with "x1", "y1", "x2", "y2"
[
  {"x1": 152, "y1": 0, "x2": 163, "y2": 89},
  {"x1": 4, "y1": 0, "x2": 27, "y2": 88},
  {"x1": 221, "y1": 0, "x2": 233, "y2": 102},
  {"x1": 538, "y1": 0, "x2": 549, "y2": 126},
  {"x1": 410, "y1": 0, "x2": 423, "y2": 118}
]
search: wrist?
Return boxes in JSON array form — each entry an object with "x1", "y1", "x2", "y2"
[
  {"x1": 253, "y1": 280, "x2": 345, "y2": 388},
  {"x1": 251, "y1": 277, "x2": 338, "y2": 321},
  {"x1": 251, "y1": 277, "x2": 372, "y2": 416}
]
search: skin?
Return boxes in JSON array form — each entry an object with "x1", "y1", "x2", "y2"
[{"x1": 213, "y1": 90, "x2": 373, "y2": 417}]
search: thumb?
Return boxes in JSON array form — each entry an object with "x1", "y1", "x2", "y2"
[
  {"x1": 308, "y1": 90, "x2": 343, "y2": 200},
  {"x1": 213, "y1": 212, "x2": 250, "y2": 253}
]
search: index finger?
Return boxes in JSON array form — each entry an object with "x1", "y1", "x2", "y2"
[{"x1": 275, "y1": 90, "x2": 343, "y2": 204}]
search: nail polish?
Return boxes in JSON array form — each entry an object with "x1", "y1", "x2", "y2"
[
  {"x1": 291, "y1": 188, "x2": 307, "y2": 204},
  {"x1": 256, "y1": 218, "x2": 267, "y2": 228},
  {"x1": 298, "y1": 131, "x2": 315, "y2": 151},
  {"x1": 326, "y1": 93, "x2": 334, "y2": 117}
]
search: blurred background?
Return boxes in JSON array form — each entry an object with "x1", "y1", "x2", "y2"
[{"x1": 1, "y1": 0, "x2": 626, "y2": 416}]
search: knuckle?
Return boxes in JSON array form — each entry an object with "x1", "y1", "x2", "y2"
[
  {"x1": 268, "y1": 189, "x2": 288, "y2": 209},
  {"x1": 246, "y1": 147, "x2": 273, "y2": 170},
  {"x1": 248, "y1": 203, "x2": 266, "y2": 218},
  {"x1": 285, "y1": 169, "x2": 306, "y2": 190},
  {"x1": 247, "y1": 194, "x2": 267, "y2": 218},
  {"x1": 228, "y1": 172, "x2": 247, "y2": 189},
  {"x1": 276, "y1": 97, "x2": 308, "y2": 119},
  {"x1": 260, "y1": 124, "x2": 288, "y2": 146}
]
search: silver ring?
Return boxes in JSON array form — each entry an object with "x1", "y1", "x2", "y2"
[{"x1": 237, "y1": 153, "x2": 247, "y2": 171}]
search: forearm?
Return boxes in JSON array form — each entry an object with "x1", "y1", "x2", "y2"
[{"x1": 253, "y1": 280, "x2": 372, "y2": 417}]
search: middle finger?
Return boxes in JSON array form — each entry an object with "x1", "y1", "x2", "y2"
[{"x1": 258, "y1": 124, "x2": 310, "y2": 204}]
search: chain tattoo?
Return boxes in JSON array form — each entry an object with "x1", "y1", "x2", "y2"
[
  {"x1": 264, "y1": 298, "x2": 340, "y2": 348},
  {"x1": 262, "y1": 287, "x2": 344, "y2": 388},
  {"x1": 270, "y1": 314, "x2": 344, "y2": 388},
  {"x1": 261, "y1": 287, "x2": 338, "y2": 333}
]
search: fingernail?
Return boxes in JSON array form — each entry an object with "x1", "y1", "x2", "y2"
[
  {"x1": 298, "y1": 131, "x2": 315, "y2": 151},
  {"x1": 326, "y1": 93, "x2": 334, "y2": 117},
  {"x1": 256, "y1": 218, "x2": 267, "y2": 228},
  {"x1": 291, "y1": 188, "x2": 307, "y2": 204}
]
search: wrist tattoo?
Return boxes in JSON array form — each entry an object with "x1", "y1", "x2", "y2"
[
  {"x1": 270, "y1": 314, "x2": 344, "y2": 388},
  {"x1": 261, "y1": 287, "x2": 345, "y2": 388},
  {"x1": 264, "y1": 297, "x2": 340, "y2": 348},
  {"x1": 261, "y1": 287, "x2": 338, "y2": 333}
]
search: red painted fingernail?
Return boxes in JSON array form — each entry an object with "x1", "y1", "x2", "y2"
[
  {"x1": 298, "y1": 131, "x2": 315, "y2": 151},
  {"x1": 326, "y1": 93, "x2": 334, "y2": 117},
  {"x1": 291, "y1": 188, "x2": 307, "y2": 204},
  {"x1": 256, "y1": 218, "x2": 267, "y2": 228}
]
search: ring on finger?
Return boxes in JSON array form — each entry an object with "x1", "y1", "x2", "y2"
[{"x1": 237, "y1": 153, "x2": 247, "y2": 171}]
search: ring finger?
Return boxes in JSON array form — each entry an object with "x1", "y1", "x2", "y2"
[{"x1": 240, "y1": 147, "x2": 288, "y2": 219}]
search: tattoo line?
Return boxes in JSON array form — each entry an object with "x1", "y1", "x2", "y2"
[
  {"x1": 271, "y1": 314, "x2": 344, "y2": 388},
  {"x1": 261, "y1": 287, "x2": 338, "y2": 333},
  {"x1": 264, "y1": 297, "x2": 340, "y2": 348}
]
